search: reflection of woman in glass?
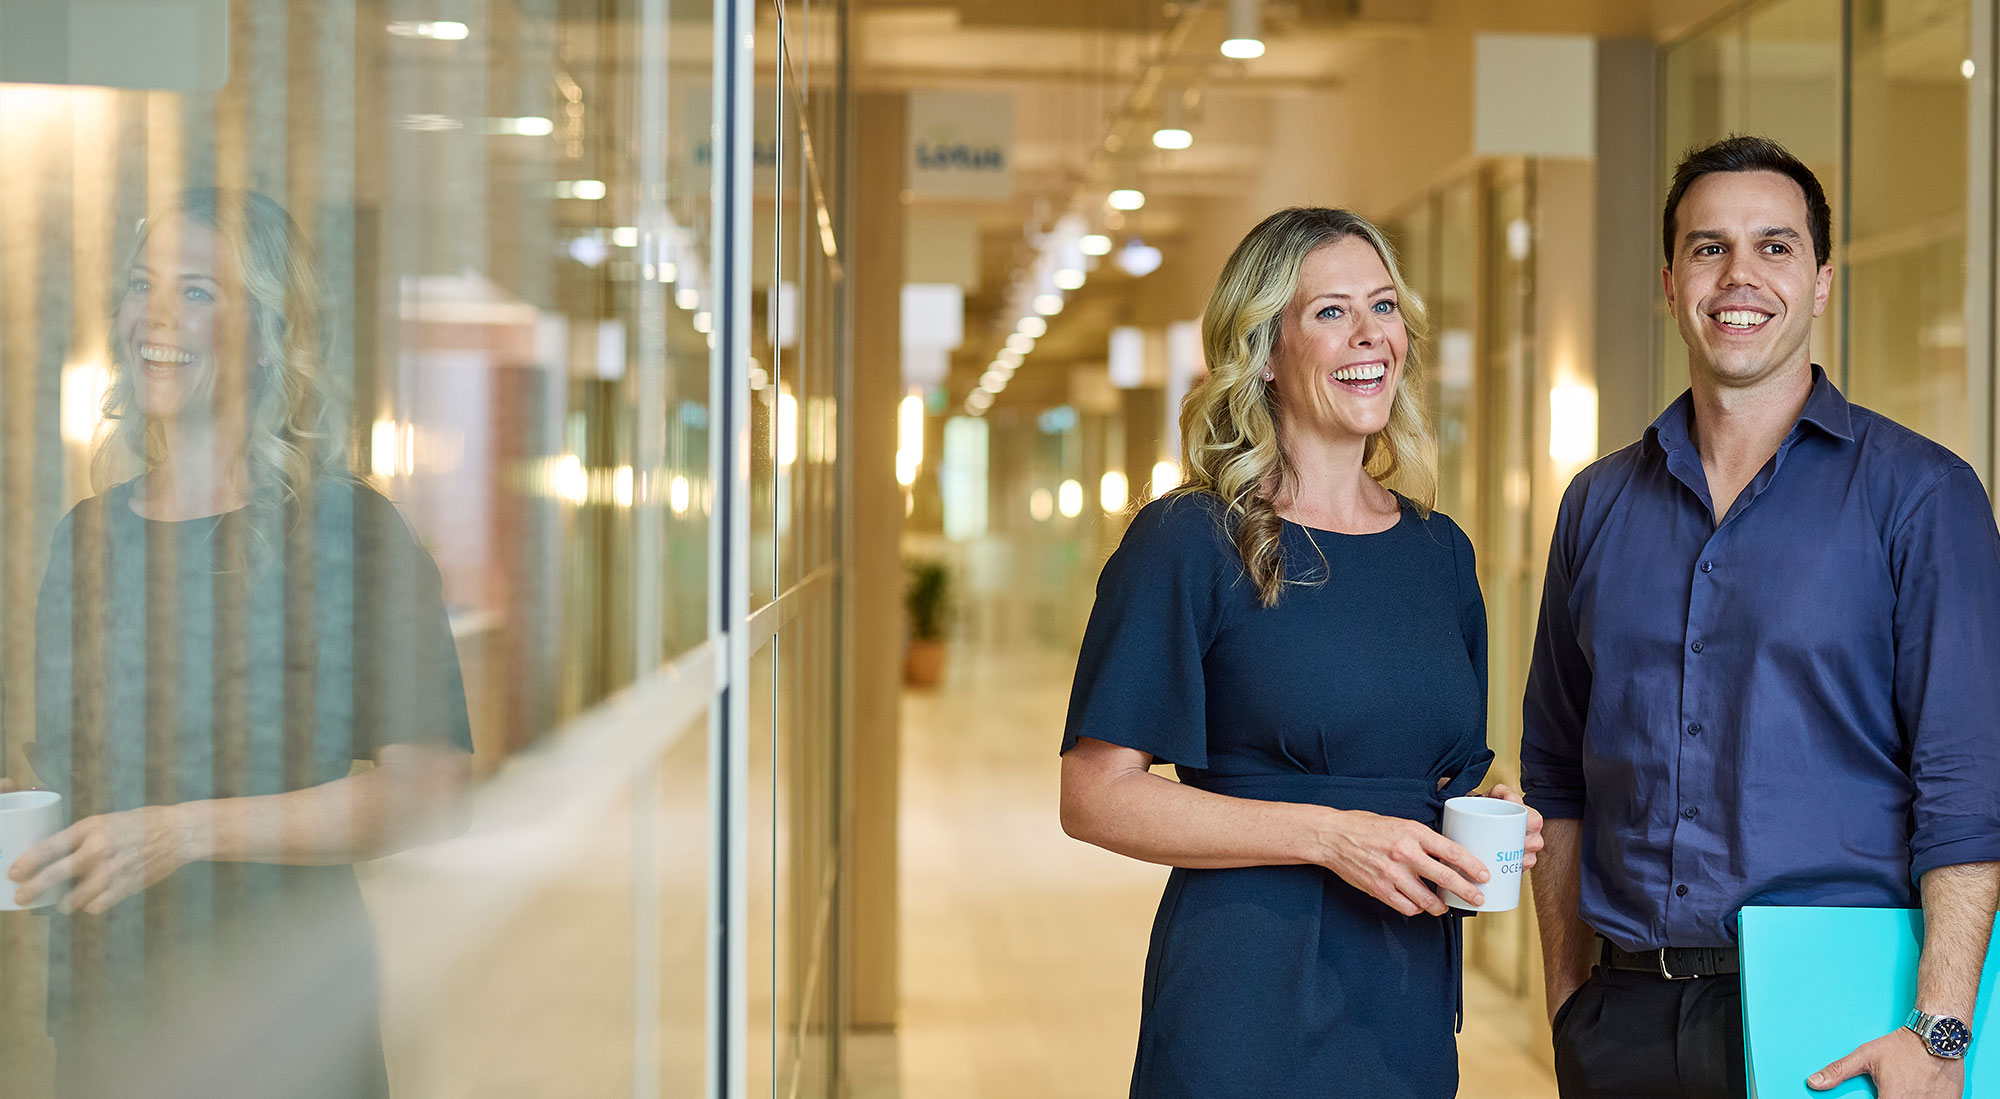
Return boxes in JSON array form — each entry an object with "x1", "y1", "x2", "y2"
[{"x1": 5, "y1": 188, "x2": 472, "y2": 1098}]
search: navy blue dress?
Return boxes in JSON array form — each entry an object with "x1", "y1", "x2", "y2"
[{"x1": 1062, "y1": 492, "x2": 1492, "y2": 1099}]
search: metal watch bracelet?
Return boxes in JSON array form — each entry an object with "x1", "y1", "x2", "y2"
[{"x1": 1905, "y1": 1008, "x2": 1973, "y2": 1060}]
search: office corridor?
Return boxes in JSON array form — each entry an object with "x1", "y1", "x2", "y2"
[{"x1": 856, "y1": 646, "x2": 1560, "y2": 1098}]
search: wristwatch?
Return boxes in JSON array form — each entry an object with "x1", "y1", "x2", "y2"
[{"x1": 1904, "y1": 1008, "x2": 1973, "y2": 1059}]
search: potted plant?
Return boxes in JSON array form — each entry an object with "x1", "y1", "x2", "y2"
[{"x1": 904, "y1": 556, "x2": 951, "y2": 687}]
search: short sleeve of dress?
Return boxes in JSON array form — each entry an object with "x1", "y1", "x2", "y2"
[
  {"x1": 1059, "y1": 495, "x2": 1230, "y2": 768},
  {"x1": 347, "y1": 485, "x2": 476, "y2": 757}
]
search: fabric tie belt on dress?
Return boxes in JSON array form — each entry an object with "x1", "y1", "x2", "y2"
[{"x1": 1189, "y1": 759, "x2": 1495, "y2": 1032}]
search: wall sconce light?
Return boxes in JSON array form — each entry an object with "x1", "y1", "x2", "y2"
[{"x1": 1549, "y1": 383, "x2": 1598, "y2": 464}]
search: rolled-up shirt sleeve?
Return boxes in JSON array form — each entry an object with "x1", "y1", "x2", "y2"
[
  {"x1": 1521, "y1": 483, "x2": 1591, "y2": 820},
  {"x1": 1890, "y1": 463, "x2": 2000, "y2": 880}
]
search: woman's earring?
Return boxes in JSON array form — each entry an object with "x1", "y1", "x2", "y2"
[{"x1": 1261, "y1": 370, "x2": 1274, "y2": 382}]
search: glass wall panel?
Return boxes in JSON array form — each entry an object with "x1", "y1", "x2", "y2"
[
  {"x1": 773, "y1": 619, "x2": 804, "y2": 1098},
  {"x1": 747, "y1": 637, "x2": 776, "y2": 1099},
  {"x1": 1436, "y1": 180, "x2": 1482, "y2": 529},
  {"x1": 1847, "y1": 0, "x2": 1975, "y2": 457},
  {"x1": 0, "y1": 0, "x2": 857, "y2": 1092},
  {"x1": 370, "y1": 763, "x2": 648, "y2": 1095},
  {"x1": 1478, "y1": 164, "x2": 1536, "y2": 780},
  {"x1": 1463, "y1": 164, "x2": 1537, "y2": 999},
  {"x1": 749, "y1": 66, "x2": 780, "y2": 611},
  {"x1": 776, "y1": 53, "x2": 807, "y2": 598},
  {"x1": 773, "y1": 591, "x2": 839, "y2": 1098},
  {"x1": 666, "y1": 0, "x2": 722, "y2": 661}
]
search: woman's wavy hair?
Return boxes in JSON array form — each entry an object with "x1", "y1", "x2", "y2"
[
  {"x1": 1172, "y1": 206, "x2": 1436, "y2": 608},
  {"x1": 95, "y1": 187, "x2": 346, "y2": 512}
]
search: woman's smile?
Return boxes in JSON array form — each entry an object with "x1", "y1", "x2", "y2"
[
  {"x1": 1329, "y1": 359, "x2": 1389, "y2": 394},
  {"x1": 139, "y1": 342, "x2": 197, "y2": 375}
]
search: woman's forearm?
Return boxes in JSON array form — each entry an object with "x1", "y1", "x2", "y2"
[
  {"x1": 180, "y1": 745, "x2": 469, "y2": 867},
  {"x1": 1061, "y1": 764, "x2": 1333, "y2": 870},
  {"x1": 1060, "y1": 742, "x2": 1494, "y2": 915}
]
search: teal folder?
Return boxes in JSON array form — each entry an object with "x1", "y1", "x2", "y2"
[{"x1": 1738, "y1": 906, "x2": 2000, "y2": 1097}]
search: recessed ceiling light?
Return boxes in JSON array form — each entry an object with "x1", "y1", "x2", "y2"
[{"x1": 1116, "y1": 240, "x2": 1164, "y2": 278}]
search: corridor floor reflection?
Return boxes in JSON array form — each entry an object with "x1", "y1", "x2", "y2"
[{"x1": 869, "y1": 645, "x2": 1557, "y2": 1099}]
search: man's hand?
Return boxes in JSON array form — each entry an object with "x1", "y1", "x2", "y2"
[
  {"x1": 1483, "y1": 784, "x2": 1546, "y2": 869},
  {"x1": 1809, "y1": 1027, "x2": 1962, "y2": 1097},
  {"x1": 8, "y1": 804, "x2": 205, "y2": 914},
  {"x1": 1546, "y1": 976, "x2": 1587, "y2": 1027}
]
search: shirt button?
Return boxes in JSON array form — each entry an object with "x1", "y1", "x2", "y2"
[
  {"x1": 1676, "y1": 884, "x2": 1689, "y2": 897},
  {"x1": 1700, "y1": 561, "x2": 1715, "y2": 573},
  {"x1": 1688, "y1": 723, "x2": 1703, "y2": 736},
  {"x1": 1683, "y1": 806, "x2": 1699, "y2": 819},
  {"x1": 1690, "y1": 640, "x2": 1705, "y2": 653}
]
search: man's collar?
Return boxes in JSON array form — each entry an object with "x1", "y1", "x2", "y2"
[
  {"x1": 1795, "y1": 364, "x2": 1855, "y2": 442},
  {"x1": 1646, "y1": 364, "x2": 1854, "y2": 454}
]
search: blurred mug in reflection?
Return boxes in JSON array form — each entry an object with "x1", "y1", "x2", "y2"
[{"x1": 4, "y1": 188, "x2": 474, "y2": 1099}]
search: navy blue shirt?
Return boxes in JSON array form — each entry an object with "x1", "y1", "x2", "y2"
[{"x1": 1520, "y1": 367, "x2": 2000, "y2": 950}]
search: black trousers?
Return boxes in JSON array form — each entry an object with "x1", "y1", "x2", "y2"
[{"x1": 1551, "y1": 964, "x2": 1748, "y2": 1099}]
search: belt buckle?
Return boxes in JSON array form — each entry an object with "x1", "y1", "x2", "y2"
[{"x1": 1657, "y1": 947, "x2": 1699, "y2": 981}]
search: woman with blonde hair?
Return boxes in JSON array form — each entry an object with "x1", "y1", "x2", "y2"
[
  {"x1": 5, "y1": 188, "x2": 471, "y2": 1098},
  {"x1": 1060, "y1": 206, "x2": 1543, "y2": 1096}
]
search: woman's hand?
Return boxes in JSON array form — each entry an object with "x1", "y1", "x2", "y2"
[
  {"x1": 1483, "y1": 784, "x2": 1545, "y2": 869},
  {"x1": 9, "y1": 804, "x2": 206, "y2": 914},
  {"x1": 1311, "y1": 808, "x2": 1491, "y2": 916},
  {"x1": 0, "y1": 777, "x2": 17, "y2": 794}
]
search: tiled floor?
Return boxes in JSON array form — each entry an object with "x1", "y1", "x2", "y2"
[{"x1": 860, "y1": 646, "x2": 1558, "y2": 1099}]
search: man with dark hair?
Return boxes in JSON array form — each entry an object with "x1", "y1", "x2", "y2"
[{"x1": 1523, "y1": 132, "x2": 2000, "y2": 1098}]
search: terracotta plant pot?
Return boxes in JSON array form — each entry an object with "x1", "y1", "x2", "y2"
[{"x1": 904, "y1": 638, "x2": 946, "y2": 687}]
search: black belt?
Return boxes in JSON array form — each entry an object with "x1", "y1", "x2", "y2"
[{"x1": 1599, "y1": 937, "x2": 1740, "y2": 980}]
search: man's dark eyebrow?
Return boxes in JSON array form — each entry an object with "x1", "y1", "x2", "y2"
[{"x1": 1682, "y1": 226, "x2": 1806, "y2": 248}]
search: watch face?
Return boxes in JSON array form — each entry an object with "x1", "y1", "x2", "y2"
[{"x1": 1928, "y1": 1016, "x2": 1972, "y2": 1058}]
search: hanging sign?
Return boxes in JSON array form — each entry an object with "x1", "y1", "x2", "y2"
[{"x1": 906, "y1": 91, "x2": 1013, "y2": 201}]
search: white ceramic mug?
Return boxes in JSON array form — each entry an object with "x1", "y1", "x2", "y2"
[
  {"x1": 1441, "y1": 795, "x2": 1528, "y2": 913},
  {"x1": 0, "y1": 790, "x2": 64, "y2": 911}
]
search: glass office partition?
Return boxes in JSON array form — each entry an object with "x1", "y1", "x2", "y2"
[
  {"x1": 0, "y1": 0, "x2": 849, "y2": 1095},
  {"x1": 1847, "y1": 0, "x2": 1977, "y2": 459}
]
